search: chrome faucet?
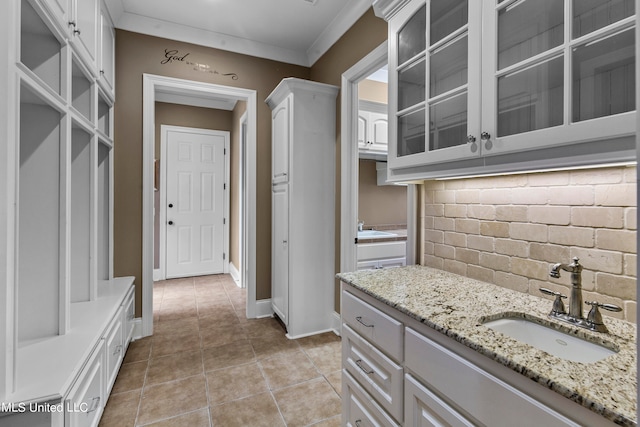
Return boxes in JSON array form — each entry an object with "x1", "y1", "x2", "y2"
[
  {"x1": 541, "y1": 257, "x2": 622, "y2": 333},
  {"x1": 357, "y1": 220, "x2": 364, "y2": 232},
  {"x1": 549, "y1": 257, "x2": 583, "y2": 319}
]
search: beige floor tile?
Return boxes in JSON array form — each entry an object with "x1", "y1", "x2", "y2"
[
  {"x1": 250, "y1": 331, "x2": 300, "y2": 360},
  {"x1": 324, "y1": 371, "x2": 342, "y2": 397},
  {"x1": 111, "y1": 360, "x2": 148, "y2": 394},
  {"x1": 296, "y1": 332, "x2": 341, "y2": 350},
  {"x1": 206, "y1": 363, "x2": 268, "y2": 404},
  {"x1": 123, "y1": 337, "x2": 152, "y2": 364},
  {"x1": 260, "y1": 350, "x2": 320, "y2": 390},
  {"x1": 242, "y1": 318, "x2": 287, "y2": 339},
  {"x1": 154, "y1": 317, "x2": 199, "y2": 336},
  {"x1": 202, "y1": 340, "x2": 255, "y2": 372},
  {"x1": 138, "y1": 374, "x2": 208, "y2": 425},
  {"x1": 303, "y1": 341, "x2": 341, "y2": 375},
  {"x1": 146, "y1": 350, "x2": 203, "y2": 385},
  {"x1": 156, "y1": 306, "x2": 198, "y2": 321},
  {"x1": 200, "y1": 323, "x2": 247, "y2": 349},
  {"x1": 98, "y1": 389, "x2": 141, "y2": 427},
  {"x1": 198, "y1": 307, "x2": 239, "y2": 329},
  {"x1": 273, "y1": 378, "x2": 341, "y2": 427},
  {"x1": 209, "y1": 392, "x2": 285, "y2": 427},
  {"x1": 308, "y1": 415, "x2": 342, "y2": 427},
  {"x1": 152, "y1": 330, "x2": 201, "y2": 357},
  {"x1": 140, "y1": 408, "x2": 211, "y2": 427}
]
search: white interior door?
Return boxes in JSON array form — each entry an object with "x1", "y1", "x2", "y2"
[{"x1": 166, "y1": 129, "x2": 227, "y2": 278}]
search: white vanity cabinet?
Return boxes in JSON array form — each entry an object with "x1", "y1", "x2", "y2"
[
  {"x1": 374, "y1": 0, "x2": 636, "y2": 181},
  {"x1": 358, "y1": 100, "x2": 389, "y2": 160},
  {"x1": 266, "y1": 78, "x2": 339, "y2": 339},
  {"x1": 341, "y1": 285, "x2": 621, "y2": 427}
]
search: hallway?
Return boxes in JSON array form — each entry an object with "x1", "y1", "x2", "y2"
[{"x1": 99, "y1": 275, "x2": 342, "y2": 426}]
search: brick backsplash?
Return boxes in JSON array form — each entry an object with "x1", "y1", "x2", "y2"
[{"x1": 421, "y1": 166, "x2": 637, "y2": 323}]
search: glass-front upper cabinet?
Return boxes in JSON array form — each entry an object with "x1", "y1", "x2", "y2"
[
  {"x1": 389, "y1": 0, "x2": 482, "y2": 169},
  {"x1": 381, "y1": 0, "x2": 635, "y2": 180},
  {"x1": 482, "y1": 0, "x2": 635, "y2": 156}
]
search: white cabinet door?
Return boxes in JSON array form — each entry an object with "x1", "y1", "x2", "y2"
[
  {"x1": 271, "y1": 95, "x2": 290, "y2": 184},
  {"x1": 98, "y1": 1, "x2": 115, "y2": 94},
  {"x1": 65, "y1": 341, "x2": 104, "y2": 427},
  {"x1": 405, "y1": 374, "x2": 475, "y2": 427},
  {"x1": 357, "y1": 112, "x2": 369, "y2": 149},
  {"x1": 369, "y1": 112, "x2": 388, "y2": 152},
  {"x1": 271, "y1": 184, "x2": 289, "y2": 324},
  {"x1": 70, "y1": 0, "x2": 98, "y2": 69},
  {"x1": 41, "y1": 0, "x2": 70, "y2": 32}
]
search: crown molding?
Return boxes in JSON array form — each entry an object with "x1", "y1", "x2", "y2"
[{"x1": 372, "y1": 0, "x2": 412, "y2": 21}]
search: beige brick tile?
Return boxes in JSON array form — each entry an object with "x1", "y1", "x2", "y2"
[
  {"x1": 434, "y1": 244, "x2": 455, "y2": 260},
  {"x1": 479, "y1": 253, "x2": 510, "y2": 273},
  {"x1": 444, "y1": 204, "x2": 467, "y2": 218},
  {"x1": 496, "y1": 205, "x2": 528, "y2": 222},
  {"x1": 623, "y1": 166, "x2": 636, "y2": 182},
  {"x1": 480, "y1": 221, "x2": 510, "y2": 238},
  {"x1": 455, "y1": 248, "x2": 480, "y2": 265},
  {"x1": 467, "y1": 265, "x2": 494, "y2": 283},
  {"x1": 595, "y1": 273, "x2": 637, "y2": 301},
  {"x1": 624, "y1": 254, "x2": 636, "y2": 277},
  {"x1": 455, "y1": 218, "x2": 480, "y2": 234},
  {"x1": 443, "y1": 259, "x2": 467, "y2": 276},
  {"x1": 595, "y1": 183, "x2": 636, "y2": 207},
  {"x1": 511, "y1": 187, "x2": 548, "y2": 205},
  {"x1": 423, "y1": 216, "x2": 434, "y2": 229},
  {"x1": 548, "y1": 186, "x2": 594, "y2": 205},
  {"x1": 570, "y1": 248, "x2": 623, "y2": 275},
  {"x1": 434, "y1": 190, "x2": 456, "y2": 204},
  {"x1": 424, "y1": 204, "x2": 444, "y2": 217},
  {"x1": 571, "y1": 207, "x2": 624, "y2": 228},
  {"x1": 423, "y1": 180, "x2": 444, "y2": 190},
  {"x1": 424, "y1": 229, "x2": 444, "y2": 244},
  {"x1": 509, "y1": 223, "x2": 547, "y2": 243},
  {"x1": 625, "y1": 208, "x2": 637, "y2": 230},
  {"x1": 495, "y1": 238, "x2": 528, "y2": 258},
  {"x1": 596, "y1": 229, "x2": 636, "y2": 254},
  {"x1": 423, "y1": 255, "x2": 443, "y2": 269},
  {"x1": 433, "y1": 217, "x2": 455, "y2": 231},
  {"x1": 467, "y1": 235, "x2": 494, "y2": 252},
  {"x1": 528, "y1": 206, "x2": 570, "y2": 225},
  {"x1": 495, "y1": 272, "x2": 529, "y2": 293},
  {"x1": 570, "y1": 168, "x2": 622, "y2": 185},
  {"x1": 548, "y1": 226, "x2": 594, "y2": 247},
  {"x1": 479, "y1": 188, "x2": 512, "y2": 205},
  {"x1": 467, "y1": 205, "x2": 495, "y2": 220},
  {"x1": 423, "y1": 241, "x2": 434, "y2": 255},
  {"x1": 444, "y1": 232, "x2": 466, "y2": 248},
  {"x1": 623, "y1": 301, "x2": 636, "y2": 323},
  {"x1": 528, "y1": 171, "x2": 570, "y2": 187},
  {"x1": 529, "y1": 243, "x2": 570, "y2": 263},
  {"x1": 511, "y1": 258, "x2": 549, "y2": 281},
  {"x1": 455, "y1": 189, "x2": 480, "y2": 204}
]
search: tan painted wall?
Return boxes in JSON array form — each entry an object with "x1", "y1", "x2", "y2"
[
  {"x1": 358, "y1": 159, "x2": 407, "y2": 227},
  {"x1": 359, "y1": 79, "x2": 388, "y2": 104},
  {"x1": 114, "y1": 30, "x2": 310, "y2": 314}
]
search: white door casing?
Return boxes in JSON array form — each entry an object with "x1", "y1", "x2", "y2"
[{"x1": 164, "y1": 127, "x2": 229, "y2": 279}]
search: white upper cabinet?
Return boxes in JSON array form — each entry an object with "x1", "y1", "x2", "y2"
[
  {"x1": 376, "y1": 0, "x2": 636, "y2": 181},
  {"x1": 69, "y1": 0, "x2": 99, "y2": 70},
  {"x1": 40, "y1": 0, "x2": 70, "y2": 33},
  {"x1": 98, "y1": 1, "x2": 115, "y2": 95},
  {"x1": 358, "y1": 100, "x2": 389, "y2": 159}
]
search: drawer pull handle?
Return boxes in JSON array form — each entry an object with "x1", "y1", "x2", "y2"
[
  {"x1": 355, "y1": 359, "x2": 374, "y2": 375},
  {"x1": 355, "y1": 420, "x2": 363, "y2": 427},
  {"x1": 87, "y1": 396, "x2": 101, "y2": 413},
  {"x1": 113, "y1": 344, "x2": 122, "y2": 356},
  {"x1": 355, "y1": 316, "x2": 374, "y2": 328}
]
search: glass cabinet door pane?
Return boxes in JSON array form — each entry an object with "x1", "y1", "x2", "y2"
[
  {"x1": 498, "y1": 55, "x2": 564, "y2": 137},
  {"x1": 498, "y1": 0, "x2": 564, "y2": 69},
  {"x1": 429, "y1": 93, "x2": 467, "y2": 150},
  {"x1": 398, "y1": 109, "x2": 426, "y2": 157},
  {"x1": 398, "y1": 58, "x2": 426, "y2": 111},
  {"x1": 430, "y1": 35, "x2": 468, "y2": 97},
  {"x1": 430, "y1": 0, "x2": 468, "y2": 44},
  {"x1": 398, "y1": 5, "x2": 426, "y2": 64},
  {"x1": 573, "y1": 0, "x2": 634, "y2": 38},
  {"x1": 572, "y1": 28, "x2": 635, "y2": 122}
]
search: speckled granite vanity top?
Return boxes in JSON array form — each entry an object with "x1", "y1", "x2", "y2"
[{"x1": 337, "y1": 265, "x2": 637, "y2": 426}]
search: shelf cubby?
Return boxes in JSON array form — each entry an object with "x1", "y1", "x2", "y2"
[
  {"x1": 70, "y1": 122, "x2": 92, "y2": 302},
  {"x1": 97, "y1": 142, "x2": 111, "y2": 280},
  {"x1": 18, "y1": 82, "x2": 64, "y2": 343},
  {"x1": 71, "y1": 57, "x2": 93, "y2": 122},
  {"x1": 20, "y1": 0, "x2": 63, "y2": 96},
  {"x1": 97, "y1": 91, "x2": 112, "y2": 137}
]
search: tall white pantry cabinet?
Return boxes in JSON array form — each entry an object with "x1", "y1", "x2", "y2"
[
  {"x1": 266, "y1": 78, "x2": 339, "y2": 339},
  {"x1": 0, "y1": 1, "x2": 134, "y2": 426}
]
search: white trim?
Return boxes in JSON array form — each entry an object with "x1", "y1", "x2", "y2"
[
  {"x1": 153, "y1": 268, "x2": 162, "y2": 282},
  {"x1": 331, "y1": 311, "x2": 342, "y2": 336},
  {"x1": 229, "y1": 261, "x2": 240, "y2": 284},
  {"x1": 160, "y1": 125, "x2": 230, "y2": 279},
  {"x1": 142, "y1": 74, "x2": 258, "y2": 337},
  {"x1": 254, "y1": 299, "x2": 275, "y2": 319}
]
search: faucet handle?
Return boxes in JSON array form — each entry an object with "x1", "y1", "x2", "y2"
[
  {"x1": 584, "y1": 301, "x2": 622, "y2": 333},
  {"x1": 539, "y1": 288, "x2": 567, "y2": 315}
]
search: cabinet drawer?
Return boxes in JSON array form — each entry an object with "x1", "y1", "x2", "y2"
[
  {"x1": 342, "y1": 325, "x2": 403, "y2": 422},
  {"x1": 122, "y1": 288, "x2": 135, "y2": 350},
  {"x1": 405, "y1": 374, "x2": 474, "y2": 427},
  {"x1": 343, "y1": 370, "x2": 400, "y2": 427},
  {"x1": 342, "y1": 291, "x2": 403, "y2": 361},
  {"x1": 405, "y1": 328, "x2": 580, "y2": 427},
  {"x1": 65, "y1": 341, "x2": 104, "y2": 427},
  {"x1": 105, "y1": 307, "x2": 124, "y2": 395}
]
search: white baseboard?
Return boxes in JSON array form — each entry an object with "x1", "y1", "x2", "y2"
[
  {"x1": 331, "y1": 311, "x2": 342, "y2": 336},
  {"x1": 255, "y1": 299, "x2": 274, "y2": 318},
  {"x1": 153, "y1": 269, "x2": 162, "y2": 281},
  {"x1": 229, "y1": 262, "x2": 241, "y2": 285},
  {"x1": 131, "y1": 317, "x2": 146, "y2": 339}
]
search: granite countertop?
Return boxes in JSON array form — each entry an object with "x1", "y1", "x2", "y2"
[{"x1": 337, "y1": 265, "x2": 637, "y2": 426}]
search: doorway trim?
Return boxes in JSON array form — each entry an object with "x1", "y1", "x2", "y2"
[
  {"x1": 142, "y1": 74, "x2": 258, "y2": 337},
  {"x1": 159, "y1": 125, "x2": 231, "y2": 280},
  {"x1": 340, "y1": 42, "x2": 417, "y2": 274}
]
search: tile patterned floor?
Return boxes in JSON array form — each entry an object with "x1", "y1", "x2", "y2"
[{"x1": 99, "y1": 274, "x2": 342, "y2": 427}]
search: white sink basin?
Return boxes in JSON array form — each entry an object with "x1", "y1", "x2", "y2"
[
  {"x1": 357, "y1": 230, "x2": 397, "y2": 239},
  {"x1": 483, "y1": 317, "x2": 617, "y2": 363}
]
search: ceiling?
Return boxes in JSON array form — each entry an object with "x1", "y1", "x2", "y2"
[{"x1": 104, "y1": 0, "x2": 375, "y2": 67}]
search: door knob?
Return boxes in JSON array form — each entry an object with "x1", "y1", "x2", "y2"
[
  {"x1": 168, "y1": 203, "x2": 173, "y2": 208},
  {"x1": 168, "y1": 221, "x2": 174, "y2": 225}
]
